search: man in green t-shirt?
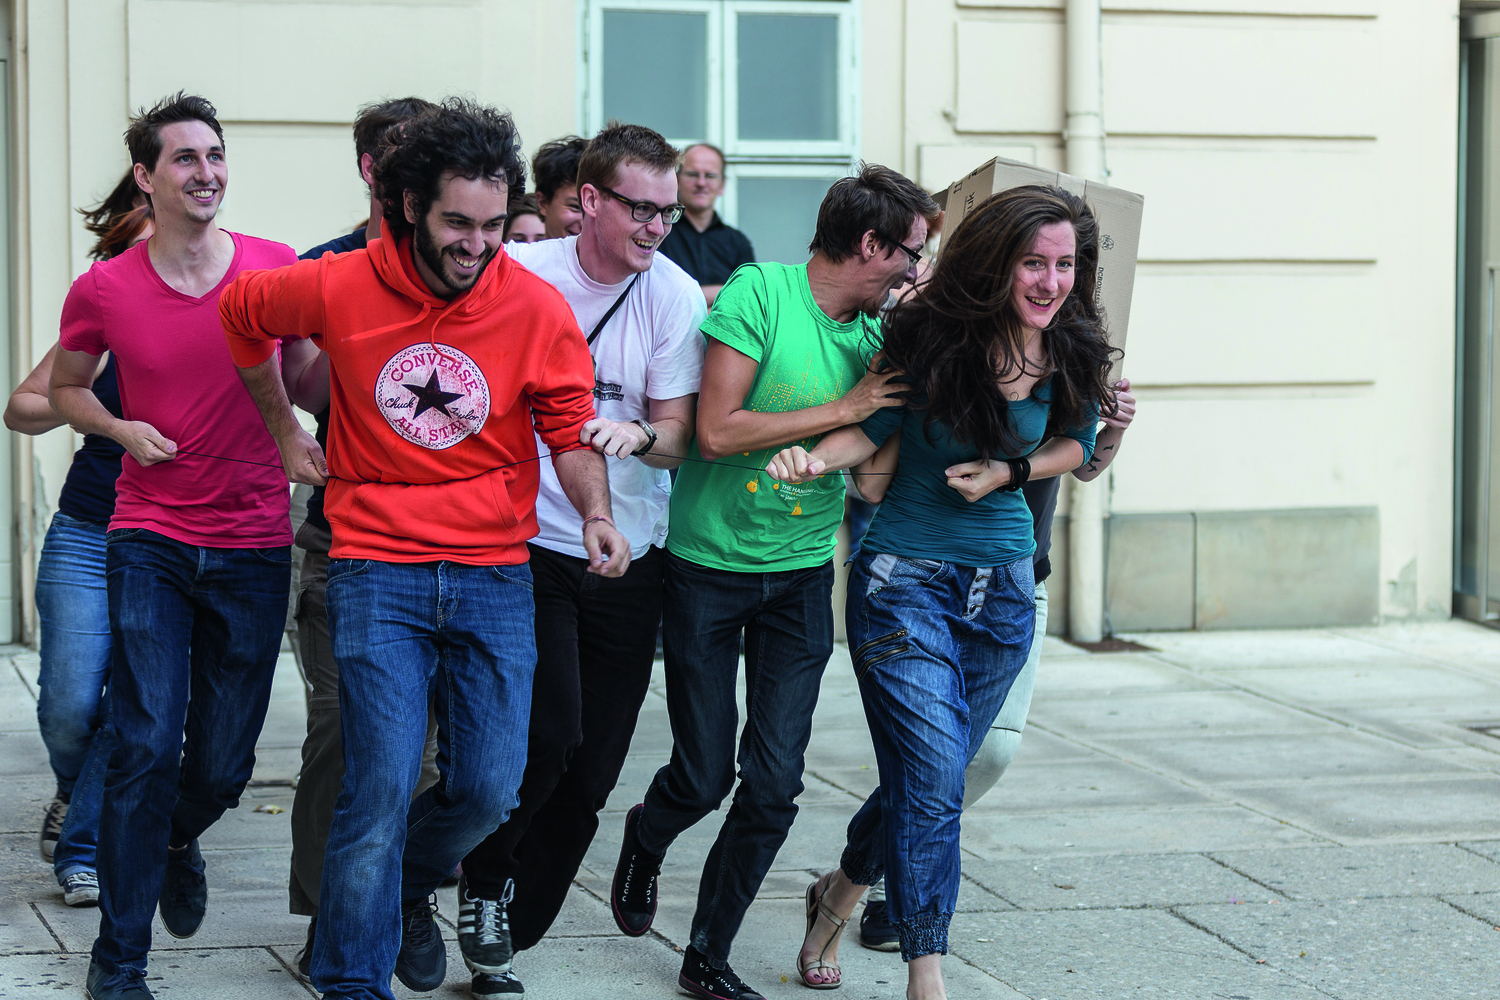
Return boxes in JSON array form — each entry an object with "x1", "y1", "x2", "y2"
[{"x1": 609, "y1": 164, "x2": 939, "y2": 1000}]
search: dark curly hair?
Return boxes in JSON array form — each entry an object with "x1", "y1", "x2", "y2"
[
  {"x1": 79, "y1": 169, "x2": 153, "y2": 261},
  {"x1": 373, "y1": 98, "x2": 526, "y2": 239},
  {"x1": 879, "y1": 185, "x2": 1119, "y2": 459},
  {"x1": 532, "y1": 136, "x2": 588, "y2": 202}
]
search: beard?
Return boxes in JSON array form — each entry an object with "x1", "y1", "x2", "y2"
[{"x1": 415, "y1": 216, "x2": 499, "y2": 296}]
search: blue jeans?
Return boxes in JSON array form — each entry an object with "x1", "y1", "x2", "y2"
[
  {"x1": 637, "y1": 551, "x2": 835, "y2": 967},
  {"x1": 91, "y1": 529, "x2": 290, "y2": 985},
  {"x1": 839, "y1": 551, "x2": 1035, "y2": 961},
  {"x1": 34, "y1": 513, "x2": 113, "y2": 878},
  {"x1": 313, "y1": 559, "x2": 536, "y2": 1000}
]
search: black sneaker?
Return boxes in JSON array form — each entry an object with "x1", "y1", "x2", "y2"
[
  {"x1": 457, "y1": 875, "x2": 514, "y2": 975},
  {"x1": 858, "y1": 898, "x2": 900, "y2": 952},
  {"x1": 471, "y1": 970, "x2": 525, "y2": 995},
  {"x1": 610, "y1": 803, "x2": 664, "y2": 936},
  {"x1": 159, "y1": 840, "x2": 207, "y2": 938},
  {"x1": 40, "y1": 796, "x2": 68, "y2": 862},
  {"x1": 677, "y1": 946, "x2": 764, "y2": 1000},
  {"x1": 395, "y1": 893, "x2": 447, "y2": 991},
  {"x1": 295, "y1": 917, "x2": 316, "y2": 978},
  {"x1": 86, "y1": 960, "x2": 154, "y2": 999},
  {"x1": 61, "y1": 870, "x2": 101, "y2": 907}
]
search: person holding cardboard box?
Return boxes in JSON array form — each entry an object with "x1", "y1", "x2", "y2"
[{"x1": 766, "y1": 185, "x2": 1118, "y2": 997}]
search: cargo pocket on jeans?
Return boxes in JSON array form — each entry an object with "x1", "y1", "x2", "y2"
[{"x1": 851, "y1": 627, "x2": 909, "y2": 680}]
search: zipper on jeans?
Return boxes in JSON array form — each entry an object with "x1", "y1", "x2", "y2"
[{"x1": 853, "y1": 627, "x2": 909, "y2": 680}]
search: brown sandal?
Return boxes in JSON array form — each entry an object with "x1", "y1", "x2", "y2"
[{"x1": 798, "y1": 874, "x2": 848, "y2": 990}]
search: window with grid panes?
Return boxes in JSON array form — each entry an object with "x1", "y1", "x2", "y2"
[{"x1": 582, "y1": 0, "x2": 859, "y2": 265}]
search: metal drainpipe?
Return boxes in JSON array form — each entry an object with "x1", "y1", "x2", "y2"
[{"x1": 1065, "y1": 0, "x2": 1107, "y2": 642}]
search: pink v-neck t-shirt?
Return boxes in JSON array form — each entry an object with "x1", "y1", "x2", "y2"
[{"x1": 60, "y1": 232, "x2": 298, "y2": 547}]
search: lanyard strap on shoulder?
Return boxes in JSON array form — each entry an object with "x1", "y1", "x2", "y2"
[{"x1": 586, "y1": 274, "x2": 641, "y2": 348}]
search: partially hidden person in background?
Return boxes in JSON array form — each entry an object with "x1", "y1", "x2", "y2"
[
  {"x1": 767, "y1": 185, "x2": 1118, "y2": 1000},
  {"x1": 657, "y1": 143, "x2": 754, "y2": 308},
  {"x1": 3, "y1": 170, "x2": 153, "y2": 910}
]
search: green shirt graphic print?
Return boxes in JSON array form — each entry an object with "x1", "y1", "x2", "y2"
[{"x1": 666, "y1": 262, "x2": 879, "y2": 573}]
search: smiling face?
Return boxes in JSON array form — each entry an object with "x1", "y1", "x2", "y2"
[
  {"x1": 135, "y1": 120, "x2": 226, "y2": 226},
  {"x1": 538, "y1": 182, "x2": 584, "y2": 239},
  {"x1": 1010, "y1": 220, "x2": 1077, "y2": 334},
  {"x1": 406, "y1": 170, "x2": 509, "y2": 299},
  {"x1": 582, "y1": 161, "x2": 679, "y2": 278},
  {"x1": 851, "y1": 214, "x2": 927, "y2": 317}
]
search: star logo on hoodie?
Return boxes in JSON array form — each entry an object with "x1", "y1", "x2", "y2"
[{"x1": 375, "y1": 343, "x2": 491, "y2": 450}]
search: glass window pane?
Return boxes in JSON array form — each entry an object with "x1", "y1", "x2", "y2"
[
  {"x1": 736, "y1": 175, "x2": 839, "y2": 265},
  {"x1": 603, "y1": 11, "x2": 707, "y2": 139},
  {"x1": 737, "y1": 14, "x2": 839, "y2": 141}
]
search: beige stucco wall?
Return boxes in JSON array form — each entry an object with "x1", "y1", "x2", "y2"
[{"x1": 5, "y1": 0, "x2": 1464, "y2": 636}]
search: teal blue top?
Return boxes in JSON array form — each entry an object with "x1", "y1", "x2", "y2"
[{"x1": 857, "y1": 381, "x2": 1096, "y2": 568}]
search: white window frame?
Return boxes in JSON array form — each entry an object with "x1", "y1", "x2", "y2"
[
  {"x1": 720, "y1": 160, "x2": 854, "y2": 231},
  {"x1": 580, "y1": 0, "x2": 859, "y2": 162}
]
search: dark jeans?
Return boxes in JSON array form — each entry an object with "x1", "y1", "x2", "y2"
[
  {"x1": 313, "y1": 559, "x2": 536, "y2": 1000},
  {"x1": 636, "y1": 550, "x2": 835, "y2": 968},
  {"x1": 90, "y1": 529, "x2": 289, "y2": 986},
  {"x1": 463, "y1": 544, "x2": 664, "y2": 950},
  {"x1": 838, "y1": 551, "x2": 1035, "y2": 961}
]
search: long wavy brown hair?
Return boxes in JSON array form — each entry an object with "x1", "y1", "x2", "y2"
[
  {"x1": 79, "y1": 170, "x2": 153, "y2": 261},
  {"x1": 879, "y1": 184, "x2": 1119, "y2": 458}
]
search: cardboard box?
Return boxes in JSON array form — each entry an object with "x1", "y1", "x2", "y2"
[{"x1": 933, "y1": 157, "x2": 1144, "y2": 368}]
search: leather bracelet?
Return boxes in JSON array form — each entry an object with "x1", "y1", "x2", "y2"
[
  {"x1": 581, "y1": 514, "x2": 616, "y2": 533},
  {"x1": 998, "y1": 456, "x2": 1031, "y2": 492}
]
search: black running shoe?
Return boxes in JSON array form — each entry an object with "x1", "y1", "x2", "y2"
[
  {"x1": 158, "y1": 840, "x2": 207, "y2": 939},
  {"x1": 858, "y1": 898, "x2": 901, "y2": 952},
  {"x1": 295, "y1": 917, "x2": 316, "y2": 977},
  {"x1": 86, "y1": 960, "x2": 154, "y2": 999},
  {"x1": 394, "y1": 893, "x2": 447, "y2": 991},
  {"x1": 678, "y1": 946, "x2": 764, "y2": 1000},
  {"x1": 610, "y1": 804, "x2": 664, "y2": 936},
  {"x1": 457, "y1": 875, "x2": 514, "y2": 975},
  {"x1": 471, "y1": 970, "x2": 525, "y2": 995}
]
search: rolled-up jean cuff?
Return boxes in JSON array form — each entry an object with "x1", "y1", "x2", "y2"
[
  {"x1": 839, "y1": 844, "x2": 882, "y2": 888},
  {"x1": 897, "y1": 911, "x2": 951, "y2": 962}
]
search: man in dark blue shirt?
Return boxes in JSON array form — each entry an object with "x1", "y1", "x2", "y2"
[{"x1": 657, "y1": 143, "x2": 754, "y2": 308}]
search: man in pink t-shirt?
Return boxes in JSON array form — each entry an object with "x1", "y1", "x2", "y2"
[{"x1": 49, "y1": 94, "x2": 299, "y2": 1000}]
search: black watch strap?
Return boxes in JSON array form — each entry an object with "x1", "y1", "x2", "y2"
[{"x1": 631, "y1": 419, "x2": 658, "y2": 456}]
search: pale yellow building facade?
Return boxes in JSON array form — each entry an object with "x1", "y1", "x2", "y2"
[{"x1": 0, "y1": 0, "x2": 1481, "y2": 641}]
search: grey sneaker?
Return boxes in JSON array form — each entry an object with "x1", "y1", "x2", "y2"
[
  {"x1": 40, "y1": 797, "x2": 68, "y2": 862},
  {"x1": 62, "y1": 870, "x2": 100, "y2": 907}
]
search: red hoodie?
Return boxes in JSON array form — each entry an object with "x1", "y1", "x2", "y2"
[{"x1": 220, "y1": 226, "x2": 596, "y2": 565}]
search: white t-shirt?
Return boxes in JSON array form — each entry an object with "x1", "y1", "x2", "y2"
[{"x1": 506, "y1": 236, "x2": 706, "y2": 559}]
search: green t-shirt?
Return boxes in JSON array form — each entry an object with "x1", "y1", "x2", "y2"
[{"x1": 667, "y1": 262, "x2": 878, "y2": 572}]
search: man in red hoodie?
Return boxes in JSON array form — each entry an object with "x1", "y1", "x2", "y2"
[{"x1": 220, "y1": 99, "x2": 629, "y2": 1000}]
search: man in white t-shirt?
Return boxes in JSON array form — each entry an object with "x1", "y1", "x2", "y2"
[{"x1": 456, "y1": 123, "x2": 704, "y2": 997}]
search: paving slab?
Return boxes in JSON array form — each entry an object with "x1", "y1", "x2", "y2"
[
  {"x1": 958, "y1": 805, "x2": 1328, "y2": 859},
  {"x1": 1176, "y1": 897, "x2": 1500, "y2": 999},
  {"x1": 1458, "y1": 839, "x2": 1500, "y2": 862},
  {"x1": 1218, "y1": 774, "x2": 1500, "y2": 842},
  {"x1": 37, "y1": 888, "x2": 306, "y2": 954},
  {"x1": 962, "y1": 852, "x2": 1273, "y2": 909},
  {"x1": 1209, "y1": 844, "x2": 1500, "y2": 900},
  {"x1": 1031, "y1": 652, "x2": 1227, "y2": 697},
  {"x1": 1091, "y1": 730, "x2": 1479, "y2": 785},
  {"x1": 1131, "y1": 628, "x2": 1435, "y2": 671},
  {"x1": 948, "y1": 906, "x2": 1327, "y2": 999},
  {"x1": 1218, "y1": 663, "x2": 1500, "y2": 707},
  {"x1": 963, "y1": 758, "x2": 1213, "y2": 815},
  {"x1": 0, "y1": 899, "x2": 62, "y2": 956},
  {"x1": 1028, "y1": 690, "x2": 1341, "y2": 738},
  {"x1": 0, "y1": 948, "x2": 311, "y2": 999},
  {"x1": 0, "y1": 733, "x2": 49, "y2": 780},
  {"x1": 1442, "y1": 892, "x2": 1500, "y2": 926}
]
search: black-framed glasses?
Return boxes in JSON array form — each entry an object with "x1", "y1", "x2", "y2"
[
  {"x1": 595, "y1": 184, "x2": 685, "y2": 225},
  {"x1": 885, "y1": 235, "x2": 923, "y2": 266}
]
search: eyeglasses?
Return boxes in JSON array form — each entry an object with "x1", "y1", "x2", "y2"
[
  {"x1": 595, "y1": 185, "x2": 685, "y2": 225},
  {"x1": 678, "y1": 170, "x2": 722, "y2": 183},
  {"x1": 886, "y1": 236, "x2": 923, "y2": 266}
]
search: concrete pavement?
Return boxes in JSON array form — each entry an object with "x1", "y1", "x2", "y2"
[{"x1": 4, "y1": 619, "x2": 1500, "y2": 998}]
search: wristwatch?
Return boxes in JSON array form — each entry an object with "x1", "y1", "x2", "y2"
[{"x1": 631, "y1": 419, "x2": 658, "y2": 456}]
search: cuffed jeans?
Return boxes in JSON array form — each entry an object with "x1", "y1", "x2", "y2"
[
  {"x1": 312, "y1": 559, "x2": 536, "y2": 1000},
  {"x1": 90, "y1": 529, "x2": 290, "y2": 988},
  {"x1": 463, "y1": 544, "x2": 664, "y2": 949},
  {"x1": 839, "y1": 551, "x2": 1035, "y2": 961},
  {"x1": 35, "y1": 513, "x2": 114, "y2": 879},
  {"x1": 636, "y1": 551, "x2": 835, "y2": 968}
]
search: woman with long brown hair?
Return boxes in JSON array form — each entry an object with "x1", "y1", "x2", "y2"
[
  {"x1": 767, "y1": 185, "x2": 1117, "y2": 999},
  {"x1": 4, "y1": 169, "x2": 151, "y2": 908}
]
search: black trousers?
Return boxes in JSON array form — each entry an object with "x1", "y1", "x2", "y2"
[{"x1": 461, "y1": 541, "x2": 664, "y2": 950}]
